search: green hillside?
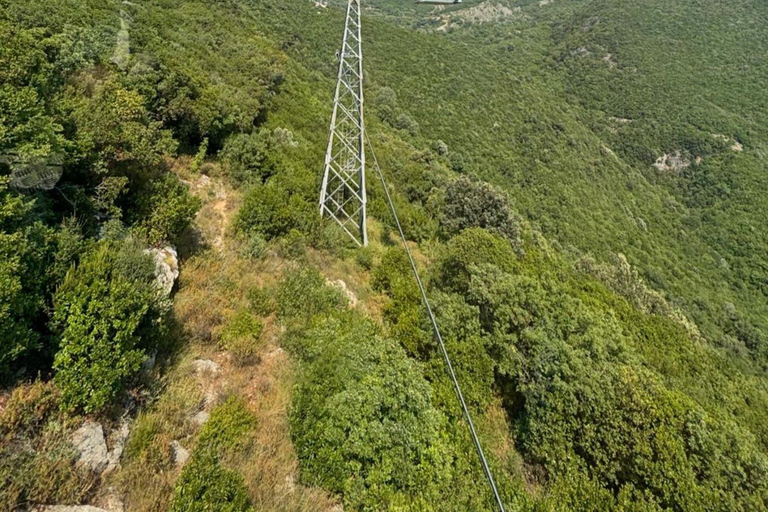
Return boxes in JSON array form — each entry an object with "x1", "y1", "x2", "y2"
[{"x1": 1, "y1": 0, "x2": 767, "y2": 511}]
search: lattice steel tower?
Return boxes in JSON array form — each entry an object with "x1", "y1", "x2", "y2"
[{"x1": 319, "y1": 0, "x2": 368, "y2": 246}]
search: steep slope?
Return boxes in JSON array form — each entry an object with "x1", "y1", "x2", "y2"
[{"x1": 2, "y1": 0, "x2": 768, "y2": 511}]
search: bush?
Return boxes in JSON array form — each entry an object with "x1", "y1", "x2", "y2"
[
  {"x1": 220, "y1": 130, "x2": 275, "y2": 186},
  {"x1": 132, "y1": 173, "x2": 201, "y2": 246},
  {"x1": 436, "y1": 228, "x2": 518, "y2": 295},
  {"x1": 0, "y1": 179, "x2": 54, "y2": 381},
  {"x1": 170, "y1": 397, "x2": 257, "y2": 512},
  {"x1": 290, "y1": 314, "x2": 450, "y2": 511},
  {"x1": 394, "y1": 112, "x2": 420, "y2": 136},
  {"x1": 247, "y1": 287, "x2": 274, "y2": 316},
  {"x1": 197, "y1": 397, "x2": 257, "y2": 454},
  {"x1": 276, "y1": 267, "x2": 347, "y2": 329},
  {"x1": 169, "y1": 452, "x2": 253, "y2": 512},
  {"x1": 234, "y1": 180, "x2": 314, "y2": 241},
  {"x1": 220, "y1": 310, "x2": 263, "y2": 366},
  {"x1": 441, "y1": 177, "x2": 521, "y2": 244},
  {"x1": 51, "y1": 239, "x2": 160, "y2": 413},
  {"x1": 238, "y1": 232, "x2": 267, "y2": 261}
]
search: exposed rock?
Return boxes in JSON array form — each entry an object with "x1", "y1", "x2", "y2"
[
  {"x1": 189, "y1": 410, "x2": 210, "y2": 426},
  {"x1": 105, "y1": 418, "x2": 132, "y2": 473},
  {"x1": 326, "y1": 278, "x2": 358, "y2": 307},
  {"x1": 653, "y1": 151, "x2": 690, "y2": 173},
  {"x1": 192, "y1": 359, "x2": 221, "y2": 376},
  {"x1": 284, "y1": 473, "x2": 296, "y2": 494},
  {"x1": 539, "y1": 0, "x2": 553, "y2": 6},
  {"x1": 93, "y1": 487, "x2": 125, "y2": 512},
  {"x1": 71, "y1": 421, "x2": 109, "y2": 473},
  {"x1": 431, "y1": 2, "x2": 526, "y2": 31},
  {"x1": 712, "y1": 133, "x2": 744, "y2": 152},
  {"x1": 570, "y1": 46, "x2": 590, "y2": 57},
  {"x1": 170, "y1": 440, "x2": 190, "y2": 466},
  {"x1": 602, "y1": 53, "x2": 617, "y2": 68},
  {"x1": 144, "y1": 246, "x2": 179, "y2": 297}
]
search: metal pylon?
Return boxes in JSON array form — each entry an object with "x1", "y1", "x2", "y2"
[{"x1": 319, "y1": 0, "x2": 368, "y2": 246}]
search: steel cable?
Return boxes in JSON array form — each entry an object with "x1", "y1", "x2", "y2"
[{"x1": 365, "y1": 132, "x2": 507, "y2": 512}]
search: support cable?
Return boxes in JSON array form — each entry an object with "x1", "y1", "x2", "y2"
[{"x1": 365, "y1": 132, "x2": 507, "y2": 512}]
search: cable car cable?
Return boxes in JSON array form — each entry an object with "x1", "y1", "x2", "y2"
[{"x1": 365, "y1": 132, "x2": 507, "y2": 512}]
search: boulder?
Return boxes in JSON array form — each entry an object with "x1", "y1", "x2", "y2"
[
  {"x1": 71, "y1": 421, "x2": 109, "y2": 473},
  {"x1": 105, "y1": 418, "x2": 131, "y2": 473},
  {"x1": 192, "y1": 359, "x2": 221, "y2": 376},
  {"x1": 189, "y1": 410, "x2": 210, "y2": 426},
  {"x1": 170, "y1": 440, "x2": 190, "y2": 466},
  {"x1": 144, "y1": 246, "x2": 179, "y2": 297}
]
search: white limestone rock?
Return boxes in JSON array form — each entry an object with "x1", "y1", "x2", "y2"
[
  {"x1": 144, "y1": 246, "x2": 179, "y2": 297},
  {"x1": 71, "y1": 421, "x2": 109, "y2": 473}
]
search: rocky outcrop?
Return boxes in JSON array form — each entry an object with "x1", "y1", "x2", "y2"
[
  {"x1": 170, "y1": 440, "x2": 190, "y2": 466},
  {"x1": 71, "y1": 421, "x2": 109, "y2": 473},
  {"x1": 144, "y1": 246, "x2": 179, "y2": 297},
  {"x1": 653, "y1": 151, "x2": 690, "y2": 173},
  {"x1": 70, "y1": 419, "x2": 132, "y2": 475},
  {"x1": 326, "y1": 278, "x2": 358, "y2": 307},
  {"x1": 191, "y1": 359, "x2": 221, "y2": 376}
]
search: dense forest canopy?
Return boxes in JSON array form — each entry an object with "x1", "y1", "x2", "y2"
[{"x1": 1, "y1": 0, "x2": 767, "y2": 511}]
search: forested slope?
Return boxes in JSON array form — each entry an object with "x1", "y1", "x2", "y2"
[{"x1": 1, "y1": 0, "x2": 767, "y2": 511}]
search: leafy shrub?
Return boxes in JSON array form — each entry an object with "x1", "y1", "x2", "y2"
[
  {"x1": 170, "y1": 397, "x2": 257, "y2": 512},
  {"x1": 247, "y1": 287, "x2": 274, "y2": 316},
  {"x1": 355, "y1": 246, "x2": 374, "y2": 270},
  {"x1": 239, "y1": 232, "x2": 267, "y2": 261},
  {"x1": 132, "y1": 173, "x2": 201, "y2": 246},
  {"x1": 441, "y1": 177, "x2": 521, "y2": 244},
  {"x1": 169, "y1": 452, "x2": 253, "y2": 512},
  {"x1": 277, "y1": 229, "x2": 307, "y2": 260},
  {"x1": 436, "y1": 228, "x2": 518, "y2": 295},
  {"x1": 197, "y1": 397, "x2": 257, "y2": 454},
  {"x1": 220, "y1": 130, "x2": 275, "y2": 186},
  {"x1": 290, "y1": 314, "x2": 450, "y2": 511},
  {"x1": 51, "y1": 239, "x2": 160, "y2": 413},
  {"x1": 69, "y1": 77, "x2": 177, "y2": 172},
  {"x1": 0, "y1": 179, "x2": 54, "y2": 381},
  {"x1": 234, "y1": 180, "x2": 315, "y2": 241},
  {"x1": 220, "y1": 310, "x2": 263, "y2": 366},
  {"x1": 394, "y1": 112, "x2": 420, "y2": 136},
  {"x1": 276, "y1": 267, "x2": 347, "y2": 328}
]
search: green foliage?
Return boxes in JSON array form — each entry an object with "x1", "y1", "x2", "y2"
[
  {"x1": 441, "y1": 176, "x2": 521, "y2": 244},
  {"x1": 234, "y1": 179, "x2": 316, "y2": 241},
  {"x1": 170, "y1": 397, "x2": 257, "y2": 512},
  {"x1": 130, "y1": 172, "x2": 201, "y2": 246},
  {"x1": 220, "y1": 310, "x2": 263, "y2": 366},
  {"x1": 169, "y1": 452, "x2": 254, "y2": 512},
  {"x1": 221, "y1": 130, "x2": 275, "y2": 186},
  {"x1": 190, "y1": 137, "x2": 209, "y2": 174},
  {"x1": 52, "y1": 239, "x2": 159, "y2": 413},
  {"x1": 0, "y1": 178, "x2": 55, "y2": 381},
  {"x1": 276, "y1": 267, "x2": 347, "y2": 331},
  {"x1": 290, "y1": 314, "x2": 451, "y2": 511},
  {"x1": 196, "y1": 397, "x2": 258, "y2": 454},
  {"x1": 68, "y1": 77, "x2": 177, "y2": 173}
]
